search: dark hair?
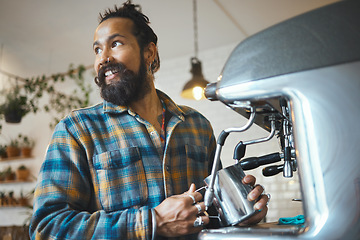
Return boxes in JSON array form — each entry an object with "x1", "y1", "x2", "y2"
[{"x1": 99, "y1": 1, "x2": 160, "y2": 73}]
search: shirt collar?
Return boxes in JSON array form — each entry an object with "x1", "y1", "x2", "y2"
[
  {"x1": 156, "y1": 90, "x2": 185, "y2": 120},
  {"x1": 102, "y1": 89, "x2": 194, "y2": 121},
  {"x1": 103, "y1": 100, "x2": 128, "y2": 114}
]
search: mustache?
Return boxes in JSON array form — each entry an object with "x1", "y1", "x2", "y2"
[
  {"x1": 95, "y1": 57, "x2": 150, "y2": 106},
  {"x1": 96, "y1": 62, "x2": 129, "y2": 86}
]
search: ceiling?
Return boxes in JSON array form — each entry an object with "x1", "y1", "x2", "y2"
[{"x1": 0, "y1": 0, "x2": 339, "y2": 80}]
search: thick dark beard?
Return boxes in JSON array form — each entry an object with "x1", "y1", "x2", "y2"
[{"x1": 96, "y1": 58, "x2": 150, "y2": 106}]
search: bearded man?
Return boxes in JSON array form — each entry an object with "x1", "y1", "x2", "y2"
[{"x1": 30, "y1": 2, "x2": 268, "y2": 239}]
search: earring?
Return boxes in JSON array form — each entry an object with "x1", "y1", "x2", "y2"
[
  {"x1": 148, "y1": 63, "x2": 152, "y2": 73},
  {"x1": 94, "y1": 76, "x2": 100, "y2": 86}
]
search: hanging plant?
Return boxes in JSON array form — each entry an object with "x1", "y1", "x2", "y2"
[
  {"x1": 42, "y1": 64, "x2": 92, "y2": 128},
  {"x1": 0, "y1": 85, "x2": 36, "y2": 124},
  {"x1": 0, "y1": 64, "x2": 93, "y2": 132}
]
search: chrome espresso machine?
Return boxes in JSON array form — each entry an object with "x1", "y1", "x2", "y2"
[{"x1": 199, "y1": 1, "x2": 360, "y2": 239}]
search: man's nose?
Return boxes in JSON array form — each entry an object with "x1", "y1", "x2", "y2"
[
  {"x1": 103, "y1": 57, "x2": 110, "y2": 64},
  {"x1": 99, "y1": 51, "x2": 114, "y2": 67}
]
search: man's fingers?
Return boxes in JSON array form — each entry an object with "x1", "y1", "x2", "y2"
[
  {"x1": 185, "y1": 194, "x2": 196, "y2": 204},
  {"x1": 191, "y1": 215, "x2": 210, "y2": 228},
  {"x1": 242, "y1": 174, "x2": 256, "y2": 185},
  {"x1": 238, "y1": 205, "x2": 268, "y2": 226},
  {"x1": 193, "y1": 202, "x2": 206, "y2": 215},
  {"x1": 188, "y1": 183, "x2": 196, "y2": 193},
  {"x1": 185, "y1": 192, "x2": 203, "y2": 204},
  {"x1": 184, "y1": 183, "x2": 203, "y2": 204},
  {"x1": 254, "y1": 194, "x2": 269, "y2": 210},
  {"x1": 248, "y1": 184, "x2": 264, "y2": 201}
]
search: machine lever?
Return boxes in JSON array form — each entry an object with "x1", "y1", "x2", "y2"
[
  {"x1": 233, "y1": 141, "x2": 246, "y2": 163},
  {"x1": 240, "y1": 152, "x2": 281, "y2": 170},
  {"x1": 262, "y1": 164, "x2": 284, "y2": 176},
  {"x1": 233, "y1": 119, "x2": 276, "y2": 165}
]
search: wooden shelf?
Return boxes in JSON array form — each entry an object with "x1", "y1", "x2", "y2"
[
  {"x1": 0, "y1": 180, "x2": 33, "y2": 185},
  {"x1": 0, "y1": 205, "x2": 31, "y2": 209},
  {"x1": 0, "y1": 156, "x2": 33, "y2": 162}
]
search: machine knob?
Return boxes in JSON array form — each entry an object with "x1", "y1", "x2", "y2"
[
  {"x1": 263, "y1": 164, "x2": 284, "y2": 176},
  {"x1": 240, "y1": 153, "x2": 281, "y2": 170}
]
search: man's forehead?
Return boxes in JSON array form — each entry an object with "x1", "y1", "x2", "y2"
[{"x1": 94, "y1": 17, "x2": 134, "y2": 41}]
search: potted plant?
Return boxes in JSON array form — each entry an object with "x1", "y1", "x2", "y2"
[
  {"x1": 16, "y1": 165, "x2": 30, "y2": 181},
  {"x1": 8, "y1": 191, "x2": 18, "y2": 206},
  {"x1": 0, "y1": 191, "x2": 7, "y2": 206},
  {"x1": 19, "y1": 190, "x2": 29, "y2": 207},
  {"x1": 0, "y1": 144, "x2": 7, "y2": 159},
  {"x1": 0, "y1": 170, "x2": 5, "y2": 182},
  {"x1": 18, "y1": 134, "x2": 35, "y2": 157},
  {"x1": 6, "y1": 139, "x2": 20, "y2": 158},
  {"x1": 0, "y1": 86, "x2": 31, "y2": 124},
  {"x1": 0, "y1": 65, "x2": 92, "y2": 133},
  {"x1": 4, "y1": 167, "x2": 16, "y2": 181},
  {"x1": 6, "y1": 137, "x2": 20, "y2": 158}
]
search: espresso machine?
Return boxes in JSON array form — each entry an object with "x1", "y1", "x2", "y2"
[{"x1": 199, "y1": 1, "x2": 360, "y2": 239}]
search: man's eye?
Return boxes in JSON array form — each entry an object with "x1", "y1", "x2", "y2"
[
  {"x1": 112, "y1": 41, "x2": 123, "y2": 48},
  {"x1": 94, "y1": 47, "x2": 102, "y2": 55}
]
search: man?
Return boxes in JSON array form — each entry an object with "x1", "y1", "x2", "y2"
[{"x1": 30, "y1": 1, "x2": 268, "y2": 239}]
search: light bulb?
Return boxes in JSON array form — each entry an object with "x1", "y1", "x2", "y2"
[{"x1": 192, "y1": 86, "x2": 203, "y2": 100}]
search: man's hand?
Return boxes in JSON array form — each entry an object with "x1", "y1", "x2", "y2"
[
  {"x1": 154, "y1": 184, "x2": 209, "y2": 237},
  {"x1": 154, "y1": 175, "x2": 268, "y2": 237},
  {"x1": 238, "y1": 174, "x2": 269, "y2": 226}
]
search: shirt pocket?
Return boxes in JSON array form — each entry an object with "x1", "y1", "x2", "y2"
[
  {"x1": 185, "y1": 144, "x2": 209, "y2": 187},
  {"x1": 93, "y1": 147, "x2": 148, "y2": 212}
]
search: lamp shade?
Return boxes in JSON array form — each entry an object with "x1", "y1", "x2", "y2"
[{"x1": 181, "y1": 57, "x2": 210, "y2": 100}]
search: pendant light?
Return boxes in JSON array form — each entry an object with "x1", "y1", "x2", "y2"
[{"x1": 181, "y1": 0, "x2": 209, "y2": 100}]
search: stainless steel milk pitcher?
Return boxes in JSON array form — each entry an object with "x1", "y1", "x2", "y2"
[{"x1": 204, "y1": 163, "x2": 258, "y2": 226}]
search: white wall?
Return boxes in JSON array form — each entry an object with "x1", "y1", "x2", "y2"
[{"x1": 0, "y1": 42, "x2": 302, "y2": 226}]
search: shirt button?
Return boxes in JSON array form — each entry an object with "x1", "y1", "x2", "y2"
[
  {"x1": 166, "y1": 165, "x2": 170, "y2": 172},
  {"x1": 150, "y1": 131, "x2": 156, "y2": 136}
]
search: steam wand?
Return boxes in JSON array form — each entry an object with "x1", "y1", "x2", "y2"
[
  {"x1": 204, "y1": 107, "x2": 256, "y2": 210},
  {"x1": 234, "y1": 118, "x2": 276, "y2": 165}
]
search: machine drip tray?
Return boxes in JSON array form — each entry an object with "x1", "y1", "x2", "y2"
[{"x1": 200, "y1": 222, "x2": 303, "y2": 238}]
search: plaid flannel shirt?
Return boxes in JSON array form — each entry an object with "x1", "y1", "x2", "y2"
[{"x1": 30, "y1": 90, "x2": 216, "y2": 240}]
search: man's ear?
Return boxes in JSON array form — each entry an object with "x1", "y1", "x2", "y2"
[{"x1": 144, "y1": 42, "x2": 157, "y2": 63}]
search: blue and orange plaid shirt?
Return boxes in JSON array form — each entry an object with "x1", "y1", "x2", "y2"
[{"x1": 30, "y1": 90, "x2": 216, "y2": 240}]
